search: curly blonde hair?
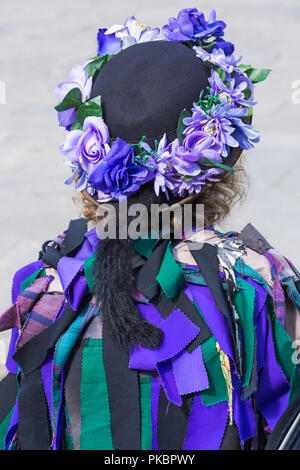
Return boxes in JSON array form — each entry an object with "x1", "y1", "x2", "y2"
[{"x1": 74, "y1": 158, "x2": 247, "y2": 229}]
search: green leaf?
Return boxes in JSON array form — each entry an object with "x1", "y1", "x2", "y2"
[
  {"x1": 177, "y1": 108, "x2": 191, "y2": 145},
  {"x1": 216, "y1": 67, "x2": 226, "y2": 81},
  {"x1": 55, "y1": 87, "x2": 82, "y2": 112},
  {"x1": 181, "y1": 175, "x2": 194, "y2": 182},
  {"x1": 246, "y1": 107, "x2": 253, "y2": 118},
  {"x1": 75, "y1": 95, "x2": 103, "y2": 126},
  {"x1": 70, "y1": 121, "x2": 83, "y2": 131},
  {"x1": 247, "y1": 68, "x2": 271, "y2": 84},
  {"x1": 84, "y1": 54, "x2": 114, "y2": 78},
  {"x1": 238, "y1": 64, "x2": 253, "y2": 71},
  {"x1": 197, "y1": 157, "x2": 234, "y2": 173},
  {"x1": 243, "y1": 87, "x2": 252, "y2": 100},
  {"x1": 201, "y1": 40, "x2": 216, "y2": 51}
]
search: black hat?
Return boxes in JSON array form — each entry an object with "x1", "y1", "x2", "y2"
[{"x1": 91, "y1": 40, "x2": 210, "y2": 145}]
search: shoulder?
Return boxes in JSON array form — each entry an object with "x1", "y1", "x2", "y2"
[{"x1": 174, "y1": 223, "x2": 299, "y2": 288}]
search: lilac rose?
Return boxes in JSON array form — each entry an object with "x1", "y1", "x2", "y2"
[
  {"x1": 61, "y1": 116, "x2": 110, "y2": 175},
  {"x1": 88, "y1": 137, "x2": 153, "y2": 200},
  {"x1": 55, "y1": 62, "x2": 92, "y2": 129}
]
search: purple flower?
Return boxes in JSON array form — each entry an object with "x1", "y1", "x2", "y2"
[
  {"x1": 209, "y1": 70, "x2": 256, "y2": 108},
  {"x1": 55, "y1": 62, "x2": 92, "y2": 129},
  {"x1": 184, "y1": 104, "x2": 239, "y2": 157},
  {"x1": 194, "y1": 46, "x2": 241, "y2": 75},
  {"x1": 170, "y1": 139, "x2": 202, "y2": 177},
  {"x1": 170, "y1": 131, "x2": 222, "y2": 178},
  {"x1": 162, "y1": 9, "x2": 226, "y2": 44},
  {"x1": 173, "y1": 167, "x2": 223, "y2": 197},
  {"x1": 61, "y1": 116, "x2": 110, "y2": 176},
  {"x1": 88, "y1": 137, "x2": 153, "y2": 200},
  {"x1": 97, "y1": 28, "x2": 122, "y2": 55},
  {"x1": 140, "y1": 134, "x2": 176, "y2": 197},
  {"x1": 227, "y1": 107, "x2": 260, "y2": 150},
  {"x1": 213, "y1": 38, "x2": 235, "y2": 56}
]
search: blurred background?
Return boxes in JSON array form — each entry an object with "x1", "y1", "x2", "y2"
[{"x1": 0, "y1": 0, "x2": 300, "y2": 370}]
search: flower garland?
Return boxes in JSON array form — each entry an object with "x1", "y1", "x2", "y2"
[{"x1": 55, "y1": 9, "x2": 271, "y2": 201}]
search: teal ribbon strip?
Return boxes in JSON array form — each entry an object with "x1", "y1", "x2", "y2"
[{"x1": 156, "y1": 242, "x2": 185, "y2": 299}]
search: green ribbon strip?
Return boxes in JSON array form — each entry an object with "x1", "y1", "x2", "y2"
[
  {"x1": 84, "y1": 253, "x2": 97, "y2": 293},
  {"x1": 80, "y1": 338, "x2": 114, "y2": 450},
  {"x1": 200, "y1": 336, "x2": 228, "y2": 407},
  {"x1": 133, "y1": 236, "x2": 159, "y2": 259},
  {"x1": 233, "y1": 277, "x2": 256, "y2": 388},
  {"x1": 156, "y1": 242, "x2": 185, "y2": 299},
  {"x1": 20, "y1": 268, "x2": 46, "y2": 292},
  {"x1": 139, "y1": 376, "x2": 153, "y2": 450}
]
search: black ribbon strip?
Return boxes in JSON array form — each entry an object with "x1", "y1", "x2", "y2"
[
  {"x1": 18, "y1": 369, "x2": 51, "y2": 450},
  {"x1": 239, "y1": 223, "x2": 272, "y2": 254},
  {"x1": 102, "y1": 318, "x2": 140, "y2": 450},
  {"x1": 40, "y1": 218, "x2": 88, "y2": 269},
  {"x1": 41, "y1": 246, "x2": 63, "y2": 270},
  {"x1": 185, "y1": 242, "x2": 242, "y2": 376},
  {"x1": 220, "y1": 417, "x2": 242, "y2": 450},
  {"x1": 0, "y1": 373, "x2": 18, "y2": 424},
  {"x1": 157, "y1": 387, "x2": 194, "y2": 450},
  {"x1": 242, "y1": 334, "x2": 258, "y2": 400},
  {"x1": 135, "y1": 239, "x2": 169, "y2": 300}
]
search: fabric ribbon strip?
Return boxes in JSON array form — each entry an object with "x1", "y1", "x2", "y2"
[
  {"x1": 18, "y1": 368, "x2": 52, "y2": 450},
  {"x1": 40, "y1": 218, "x2": 88, "y2": 269},
  {"x1": 13, "y1": 300, "x2": 89, "y2": 450},
  {"x1": 17, "y1": 292, "x2": 65, "y2": 349},
  {"x1": 157, "y1": 387, "x2": 194, "y2": 450},
  {"x1": 102, "y1": 317, "x2": 141, "y2": 450},
  {"x1": 0, "y1": 373, "x2": 18, "y2": 425},
  {"x1": 135, "y1": 238, "x2": 210, "y2": 352},
  {"x1": 185, "y1": 241, "x2": 243, "y2": 377},
  {"x1": 0, "y1": 276, "x2": 52, "y2": 333}
]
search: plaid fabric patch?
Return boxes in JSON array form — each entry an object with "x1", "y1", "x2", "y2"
[
  {"x1": 264, "y1": 251, "x2": 286, "y2": 327},
  {"x1": 0, "y1": 276, "x2": 52, "y2": 332},
  {"x1": 17, "y1": 292, "x2": 65, "y2": 349}
]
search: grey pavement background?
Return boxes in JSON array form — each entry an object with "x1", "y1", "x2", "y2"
[{"x1": 0, "y1": 0, "x2": 300, "y2": 365}]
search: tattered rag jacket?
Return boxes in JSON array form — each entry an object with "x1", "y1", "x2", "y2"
[{"x1": 0, "y1": 219, "x2": 299, "y2": 450}]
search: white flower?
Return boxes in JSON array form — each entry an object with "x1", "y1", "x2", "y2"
[{"x1": 106, "y1": 15, "x2": 160, "y2": 50}]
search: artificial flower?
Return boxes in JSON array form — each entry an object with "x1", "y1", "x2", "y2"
[
  {"x1": 208, "y1": 70, "x2": 256, "y2": 108},
  {"x1": 88, "y1": 137, "x2": 153, "y2": 200},
  {"x1": 184, "y1": 104, "x2": 239, "y2": 157},
  {"x1": 194, "y1": 46, "x2": 242, "y2": 75},
  {"x1": 103, "y1": 16, "x2": 160, "y2": 51},
  {"x1": 55, "y1": 63, "x2": 92, "y2": 129},
  {"x1": 140, "y1": 134, "x2": 176, "y2": 197},
  {"x1": 60, "y1": 116, "x2": 110, "y2": 175},
  {"x1": 162, "y1": 9, "x2": 226, "y2": 44}
]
